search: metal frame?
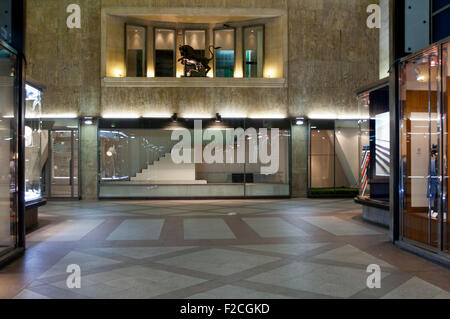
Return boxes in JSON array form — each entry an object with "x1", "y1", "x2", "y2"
[
  {"x1": 44, "y1": 119, "x2": 81, "y2": 201},
  {"x1": 242, "y1": 24, "x2": 265, "y2": 78},
  {"x1": 125, "y1": 23, "x2": 148, "y2": 77}
]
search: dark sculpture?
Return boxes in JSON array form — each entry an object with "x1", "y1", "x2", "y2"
[{"x1": 178, "y1": 45, "x2": 221, "y2": 77}]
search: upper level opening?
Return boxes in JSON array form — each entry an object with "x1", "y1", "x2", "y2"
[{"x1": 101, "y1": 7, "x2": 287, "y2": 87}]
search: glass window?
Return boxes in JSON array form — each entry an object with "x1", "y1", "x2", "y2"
[
  {"x1": 359, "y1": 118, "x2": 370, "y2": 197},
  {"x1": 443, "y1": 42, "x2": 449, "y2": 253},
  {"x1": 98, "y1": 119, "x2": 290, "y2": 198},
  {"x1": 214, "y1": 29, "x2": 235, "y2": 78},
  {"x1": 0, "y1": 45, "x2": 18, "y2": 256},
  {"x1": 126, "y1": 25, "x2": 147, "y2": 77},
  {"x1": 154, "y1": 28, "x2": 175, "y2": 77},
  {"x1": 432, "y1": 0, "x2": 450, "y2": 42},
  {"x1": 399, "y1": 49, "x2": 440, "y2": 248},
  {"x1": 183, "y1": 30, "x2": 207, "y2": 77},
  {"x1": 308, "y1": 120, "x2": 361, "y2": 197},
  {"x1": 357, "y1": 86, "x2": 390, "y2": 202},
  {"x1": 41, "y1": 119, "x2": 79, "y2": 199},
  {"x1": 184, "y1": 30, "x2": 206, "y2": 56},
  {"x1": 25, "y1": 84, "x2": 42, "y2": 202},
  {"x1": 243, "y1": 26, "x2": 264, "y2": 78}
]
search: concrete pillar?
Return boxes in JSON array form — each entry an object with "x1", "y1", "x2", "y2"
[
  {"x1": 380, "y1": 0, "x2": 390, "y2": 79},
  {"x1": 80, "y1": 120, "x2": 98, "y2": 200},
  {"x1": 291, "y1": 125, "x2": 308, "y2": 197}
]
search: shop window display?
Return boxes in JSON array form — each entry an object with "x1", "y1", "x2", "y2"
[
  {"x1": 0, "y1": 44, "x2": 18, "y2": 256},
  {"x1": 398, "y1": 39, "x2": 449, "y2": 256},
  {"x1": 24, "y1": 83, "x2": 42, "y2": 203},
  {"x1": 308, "y1": 120, "x2": 361, "y2": 197},
  {"x1": 98, "y1": 118, "x2": 290, "y2": 198}
]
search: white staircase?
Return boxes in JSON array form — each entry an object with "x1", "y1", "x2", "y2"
[{"x1": 131, "y1": 153, "x2": 207, "y2": 184}]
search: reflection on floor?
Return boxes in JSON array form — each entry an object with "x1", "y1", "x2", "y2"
[{"x1": 1, "y1": 198, "x2": 449, "y2": 299}]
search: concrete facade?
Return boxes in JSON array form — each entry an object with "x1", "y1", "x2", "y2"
[{"x1": 25, "y1": 0, "x2": 379, "y2": 199}]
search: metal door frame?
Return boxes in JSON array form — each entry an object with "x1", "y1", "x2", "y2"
[{"x1": 47, "y1": 128, "x2": 80, "y2": 200}]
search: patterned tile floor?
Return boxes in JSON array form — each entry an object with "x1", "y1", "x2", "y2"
[{"x1": 1, "y1": 198, "x2": 450, "y2": 299}]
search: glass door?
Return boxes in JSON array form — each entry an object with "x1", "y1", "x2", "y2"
[
  {"x1": 48, "y1": 130, "x2": 79, "y2": 199},
  {"x1": 0, "y1": 44, "x2": 18, "y2": 256},
  {"x1": 400, "y1": 48, "x2": 441, "y2": 249},
  {"x1": 443, "y1": 42, "x2": 449, "y2": 254}
]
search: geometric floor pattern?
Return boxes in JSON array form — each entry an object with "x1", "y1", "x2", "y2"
[{"x1": 1, "y1": 198, "x2": 449, "y2": 299}]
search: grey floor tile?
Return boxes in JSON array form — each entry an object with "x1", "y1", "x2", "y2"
[
  {"x1": 248, "y1": 261, "x2": 390, "y2": 298},
  {"x1": 107, "y1": 219, "x2": 165, "y2": 241},
  {"x1": 243, "y1": 217, "x2": 309, "y2": 238},
  {"x1": 184, "y1": 219, "x2": 235, "y2": 240},
  {"x1": 157, "y1": 248, "x2": 280, "y2": 276},
  {"x1": 29, "y1": 219, "x2": 105, "y2": 241},
  {"x1": 301, "y1": 216, "x2": 381, "y2": 236},
  {"x1": 382, "y1": 277, "x2": 450, "y2": 299}
]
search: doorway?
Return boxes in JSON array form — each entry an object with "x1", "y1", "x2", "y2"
[
  {"x1": 399, "y1": 43, "x2": 449, "y2": 256},
  {"x1": 44, "y1": 128, "x2": 80, "y2": 200}
]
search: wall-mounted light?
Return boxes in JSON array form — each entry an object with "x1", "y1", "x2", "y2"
[
  {"x1": 215, "y1": 113, "x2": 222, "y2": 123},
  {"x1": 171, "y1": 113, "x2": 178, "y2": 122},
  {"x1": 83, "y1": 117, "x2": 94, "y2": 125},
  {"x1": 294, "y1": 117, "x2": 306, "y2": 126}
]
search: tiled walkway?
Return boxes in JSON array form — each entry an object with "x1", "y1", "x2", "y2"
[{"x1": 1, "y1": 199, "x2": 449, "y2": 299}]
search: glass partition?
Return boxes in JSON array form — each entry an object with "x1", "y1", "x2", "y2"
[
  {"x1": 154, "y1": 28, "x2": 175, "y2": 77},
  {"x1": 25, "y1": 83, "x2": 42, "y2": 202},
  {"x1": 98, "y1": 119, "x2": 290, "y2": 198},
  {"x1": 357, "y1": 85, "x2": 390, "y2": 201},
  {"x1": 41, "y1": 119, "x2": 80, "y2": 199},
  {"x1": 214, "y1": 29, "x2": 235, "y2": 78},
  {"x1": 308, "y1": 120, "x2": 361, "y2": 197},
  {"x1": 243, "y1": 26, "x2": 264, "y2": 78},
  {"x1": 126, "y1": 25, "x2": 147, "y2": 77},
  {"x1": 399, "y1": 47, "x2": 441, "y2": 249},
  {"x1": 0, "y1": 44, "x2": 18, "y2": 256},
  {"x1": 443, "y1": 41, "x2": 449, "y2": 254}
]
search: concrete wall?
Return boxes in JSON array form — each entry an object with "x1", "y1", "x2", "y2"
[{"x1": 25, "y1": 0, "x2": 379, "y2": 199}]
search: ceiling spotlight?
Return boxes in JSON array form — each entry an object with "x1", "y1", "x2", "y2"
[
  {"x1": 171, "y1": 113, "x2": 178, "y2": 122},
  {"x1": 215, "y1": 113, "x2": 222, "y2": 123}
]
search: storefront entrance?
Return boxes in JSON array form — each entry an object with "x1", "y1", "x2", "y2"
[
  {"x1": 399, "y1": 39, "x2": 449, "y2": 256},
  {"x1": 41, "y1": 119, "x2": 80, "y2": 200}
]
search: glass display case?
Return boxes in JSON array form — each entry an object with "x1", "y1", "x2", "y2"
[
  {"x1": 24, "y1": 83, "x2": 43, "y2": 203},
  {"x1": 356, "y1": 85, "x2": 390, "y2": 202},
  {"x1": 0, "y1": 43, "x2": 19, "y2": 256},
  {"x1": 98, "y1": 118, "x2": 291, "y2": 198},
  {"x1": 398, "y1": 38, "x2": 449, "y2": 256}
]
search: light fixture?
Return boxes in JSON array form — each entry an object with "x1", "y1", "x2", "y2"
[
  {"x1": 171, "y1": 113, "x2": 178, "y2": 122},
  {"x1": 294, "y1": 117, "x2": 306, "y2": 126},
  {"x1": 83, "y1": 117, "x2": 93, "y2": 125},
  {"x1": 215, "y1": 113, "x2": 222, "y2": 123}
]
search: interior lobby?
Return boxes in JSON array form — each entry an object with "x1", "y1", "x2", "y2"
[{"x1": 0, "y1": 0, "x2": 449, "y2": 302}]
